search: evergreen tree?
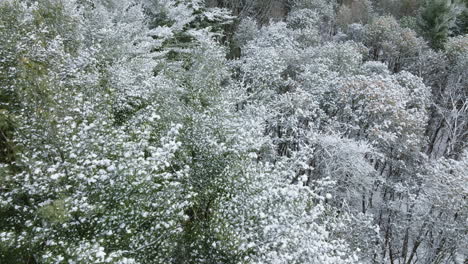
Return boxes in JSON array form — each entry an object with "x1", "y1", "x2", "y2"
[
  {"x1": 418, "y1": 0, "x2": 460, "y2": 49},
  {"x1": 454, "y1": 0, "x2": 468, "y2": 34}
]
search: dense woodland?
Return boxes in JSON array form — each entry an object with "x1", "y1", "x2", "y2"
[{"x1": 0, "y1": 0, "x2": 467, "y2": 263}]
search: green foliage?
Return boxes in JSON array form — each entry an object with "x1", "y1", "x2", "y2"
[
  {"x1": 0, "y1": 110, "x2": 16, "y2": 164},
  {"x1": 38, "y1": 199, "x2": 70, "y2": 224},
  {"x1": 400, "y1": 16, "x2": 418, "y2": 31},
  {"x1": 0, "y1": 0, "x2": 74, "y2": 180},
  {"x1": 418, "y1": 0, "x2": 460, "y2": 49},
  {"x1": 454, "y1": 0, "x2": 468, "y2": 34}
]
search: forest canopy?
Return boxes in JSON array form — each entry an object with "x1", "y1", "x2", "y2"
[{"x1": 0, "y1": 0, "x2": 467, "y2": 263}]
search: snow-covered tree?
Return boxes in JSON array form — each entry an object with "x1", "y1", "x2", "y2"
[{"x1": 1, "y1": 0, "x2": 465, "y2": 263}]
